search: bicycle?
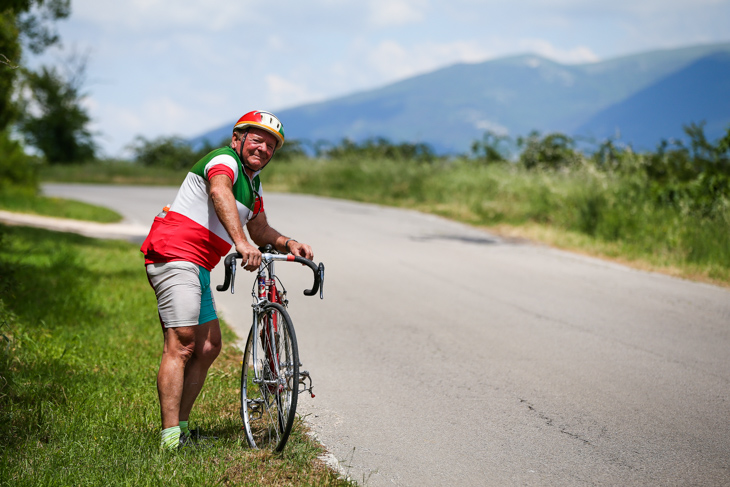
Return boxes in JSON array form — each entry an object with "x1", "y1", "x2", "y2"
[{"x1": 216, "y1": 245, "x2": 325, "y2": 452}]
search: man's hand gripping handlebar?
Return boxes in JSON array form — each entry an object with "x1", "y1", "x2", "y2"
[{"x1": 216, "y1": 248, "x2": 325, "y2": 298}]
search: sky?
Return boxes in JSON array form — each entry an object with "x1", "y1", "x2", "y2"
[{"x1": 30, "y1": 0, "x2": 730, "y2": 157}]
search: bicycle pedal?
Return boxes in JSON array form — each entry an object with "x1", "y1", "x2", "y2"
[
  {"x1": 298, "y1": 370, "x2": 315, "y2": 398},
  {"x1": 247, "y1": 399, "x2": 264, "y2": 419}
]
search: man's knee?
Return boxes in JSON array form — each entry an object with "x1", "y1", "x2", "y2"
[
  {"x1": 176, "y1": 342, "x2": 197, "y2": 362},
  {"x1": 163, "y1": 327, "x2": 197, "y2": 363},
  {"x1": 194, "y1": 319, "x2": 222, "y2": 363},
  {"x1": 200, "y1": 336, "x2": 222, "y2": 363}
]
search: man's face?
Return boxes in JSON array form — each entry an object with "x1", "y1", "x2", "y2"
[{"x1": 234, "y1": 127, "x2": 278, "y2": 171}]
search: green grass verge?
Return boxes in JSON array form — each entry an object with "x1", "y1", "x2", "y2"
[
  {"x1": 40, "y1": 161, "x2": 188, "y2": 186},
  {"x1": 0, "y1": 187, "x2": 122, "y2": 223},
  {"x1": 0, "y1": 225, "x2": 352, "y2": 486}
]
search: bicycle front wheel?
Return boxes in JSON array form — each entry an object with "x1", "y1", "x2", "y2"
[{"x1": 240, "y1": 302, "x2": 299, "y2": 452}]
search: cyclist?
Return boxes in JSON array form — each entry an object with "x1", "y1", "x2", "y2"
[{"x1": 140, "y1": 110, "x2": 314, "y2": 450}]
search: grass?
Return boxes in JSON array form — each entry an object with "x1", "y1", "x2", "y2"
[
  {"x1": 0, "y1": 187, "x2": 122, "y2": 223},
  {"x1": 40, "y1": 161, "x2": 188, "y2": 186},
  {"x1": 264, "y1": 157, "x2": 730, "y2": 286},
  {"x1": 0, "y1": 224, "x2": 352, "y2": 486}
]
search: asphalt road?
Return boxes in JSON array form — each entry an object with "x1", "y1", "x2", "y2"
[{"x1": 42, "y1": 183, "x2": 730, "y2": 486}]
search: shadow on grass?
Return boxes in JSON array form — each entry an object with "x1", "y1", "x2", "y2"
[{"x1": 0, "y1": 225, "x2": 153, "y2": 448}]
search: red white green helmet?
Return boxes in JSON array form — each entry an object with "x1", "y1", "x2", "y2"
[{"x1": 233, "y1": 110, "x2": 285, "y2": 150}]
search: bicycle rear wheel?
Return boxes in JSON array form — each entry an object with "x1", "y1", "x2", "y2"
[{"x1": 240, "y1": 302, "x2": 299, "y2": 452}]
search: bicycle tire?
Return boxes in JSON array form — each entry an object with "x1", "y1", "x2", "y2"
[{"x1": 240, "y1": 302, "x2": 299, "y2": 452}]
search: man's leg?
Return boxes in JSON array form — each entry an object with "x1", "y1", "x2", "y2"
[
  {"x1": 179, "y1": 318, "x2": 222, "y2": 423},
  {"x1": 157, "y1": 325, "x2": 197, "y2": 430}
]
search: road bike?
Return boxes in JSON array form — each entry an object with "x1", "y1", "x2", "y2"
[{"x1": 217, "y1": 246, "x2": 325, "y2": 452}]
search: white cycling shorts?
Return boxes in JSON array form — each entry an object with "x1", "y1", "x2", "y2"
[{"x1": 146, "y1": 261, "x2": 218, "y2": 328}]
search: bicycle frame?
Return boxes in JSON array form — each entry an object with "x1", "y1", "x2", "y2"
[
  {"x1": 217, "y1": 248, "x2": 324, "y2": 451},
  {"x1": 252, "y1": 259, "x2": 284, "y2": 396}
]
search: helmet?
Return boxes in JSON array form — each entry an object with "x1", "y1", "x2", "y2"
[{"x1": 233, "y1": 110, "x2": 285, "y2": 150}]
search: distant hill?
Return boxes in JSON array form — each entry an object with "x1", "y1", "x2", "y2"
[
  {"x1": 193, "y1": 42, "x2": 730, "y2": 154},
  {"x1": 577, "y1": 52, "x2": 730, "y2": 149}
]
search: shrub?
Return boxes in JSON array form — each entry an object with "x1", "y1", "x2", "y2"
[
  {"x1": 517, "y1": 131, "x2": 583, "y2": 170},
  {"x1": 128, "y1": 135, "x2": 204, "y2": 170},
  {"x1": 470, "y1": 131, "x2": 511, "y2": 164},
  {"x1": 322, "y1": 137, "x2": 437, "y2": 163},
  {"x1": 0, "y1": 129, "x2": 38, "y2": 191},
  {"x1": 18, "y1": 63, "x2": 96, "y2": 164}
]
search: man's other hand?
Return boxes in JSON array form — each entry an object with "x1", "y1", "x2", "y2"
[
  {"x1": 236, "y1": 242, "x2": 262, "y2": 272},
  {"x1": 289, "y1": 241, "x2": 314, "y2": 261}
]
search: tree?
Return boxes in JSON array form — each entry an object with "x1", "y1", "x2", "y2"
[
  {"x1": 128, "y1": 135, "x2": 206, "y2": 170},
  {"x1": 0, "y1": 130, "x2": 38, "y2": 190},
  {"x1": 470, "y1": 131, "x2": 510, "y2": 164},
  {"x1": 275, "y1": 139, "x2": 307, "y2": 161},
  {"x1": 0, "y1": 1, "x2": 71, "y2": 188},
  {"x1": 322, "y1": 137, "x2": 436, "y2": 162},
  {"x1": 18, "y1": 59, "x2": 96, "y2": 164},
  {"x1": 517, "y1": 131, "x2": 582, "y2": 170},
  {"x1": 0, "y1": 0, "x2": 70, "y2": 131}
]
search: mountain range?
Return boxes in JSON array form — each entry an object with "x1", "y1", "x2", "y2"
[{"x1": 194, "y1": 42, "x2": 730, "y2": 154}]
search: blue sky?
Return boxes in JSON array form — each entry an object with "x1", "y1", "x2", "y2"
[{"x1": 32, "y1": 0, "x2": 730, "y2": 156}]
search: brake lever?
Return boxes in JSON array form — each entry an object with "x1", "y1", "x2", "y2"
[
  {"x1": 318, "y1": 263, "x2": 325, "y2": 299},
  {"x1": 230, "y1": 258, "x2": 237, "y2": 294}
]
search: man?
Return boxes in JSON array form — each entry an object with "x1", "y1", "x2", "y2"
[{"x1": 140, "y1": 110, "x2": 314, "y2": 450}]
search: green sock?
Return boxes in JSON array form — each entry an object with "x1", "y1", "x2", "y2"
[
  {"x1": 179, "y1": 420, "x2": 190, "y2": 436},
  {"x1": 161, "y1": 426, "x2": 181, "y2": 451}
]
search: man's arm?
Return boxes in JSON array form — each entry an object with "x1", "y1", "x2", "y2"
[
  {"x1": 209, "y1": 174, "x2": 262, "y2": 271},
  {"x1": 247, "y1": 211, "x2": 314, "y2": 260}
]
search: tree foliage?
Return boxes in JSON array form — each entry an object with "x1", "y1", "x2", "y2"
[
  {"x1": 0, "y1": 130, "x2": 38, "y2": 190},
  {"x1": 18, "y1": 61, "x2": 95, "y2": 164},
  {"x1": 0, "y1": 0, "x2": 71, "y2": 189},
  {"x1": 275, "y1": 139, "x2": 307, "y2": 161},
  {"x1": 128, "y1": 136, "x2": 218, "y2": 170},
  {"x1": 1, "y1": 0, "x2": 70, "y2": 131},
  {"x1": 470, "y1": 131, "x2": 510, "y2": 164},
  {"x1": 517, "y1": 131, "x2": 583, "y2": 170},
  {"x1": 640, "y1": 123, "x2": 730, "y2": 214},
  {"x1": 320, "y1": 137, "x2": 436, "y2": 162}
]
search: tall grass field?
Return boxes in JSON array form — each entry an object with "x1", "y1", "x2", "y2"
[
  {"x1": 263, "y1": 156, "x2": 730, "y2": 285},
  {"x1": 0, "y1": 225, "x2": 351, "y2": 486}
]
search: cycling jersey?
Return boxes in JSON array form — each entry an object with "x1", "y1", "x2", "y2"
[{"x1": 140, "y1": 147, "x2": 264, "y2": 270}]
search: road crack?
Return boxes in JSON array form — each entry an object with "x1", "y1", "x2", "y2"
[{"x1": 520, "y1": 398, "x2": 592, "y2": 446}]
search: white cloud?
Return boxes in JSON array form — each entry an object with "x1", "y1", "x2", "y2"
[
  {"x1": 366, "y1": 39, "x2": 492, "y2": 81},
  {"x1": 517, "y1": 39, "x2": 600, "y2": 64},
  {"x1": 475, "y1": 119, "x2": 509, "y2": 136},
  {"x1": 265, "y1": 74, "x2": 324, "y2": 109},
  {"x1": 97, "y1": 96, "x2": 222, "y2": 155},
  {"x1": 367, "y1": 0, "x2": 428, "y2": 27},
  {"x1": 72, "y1": 0, "x2": 257, "y2": 32}
]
